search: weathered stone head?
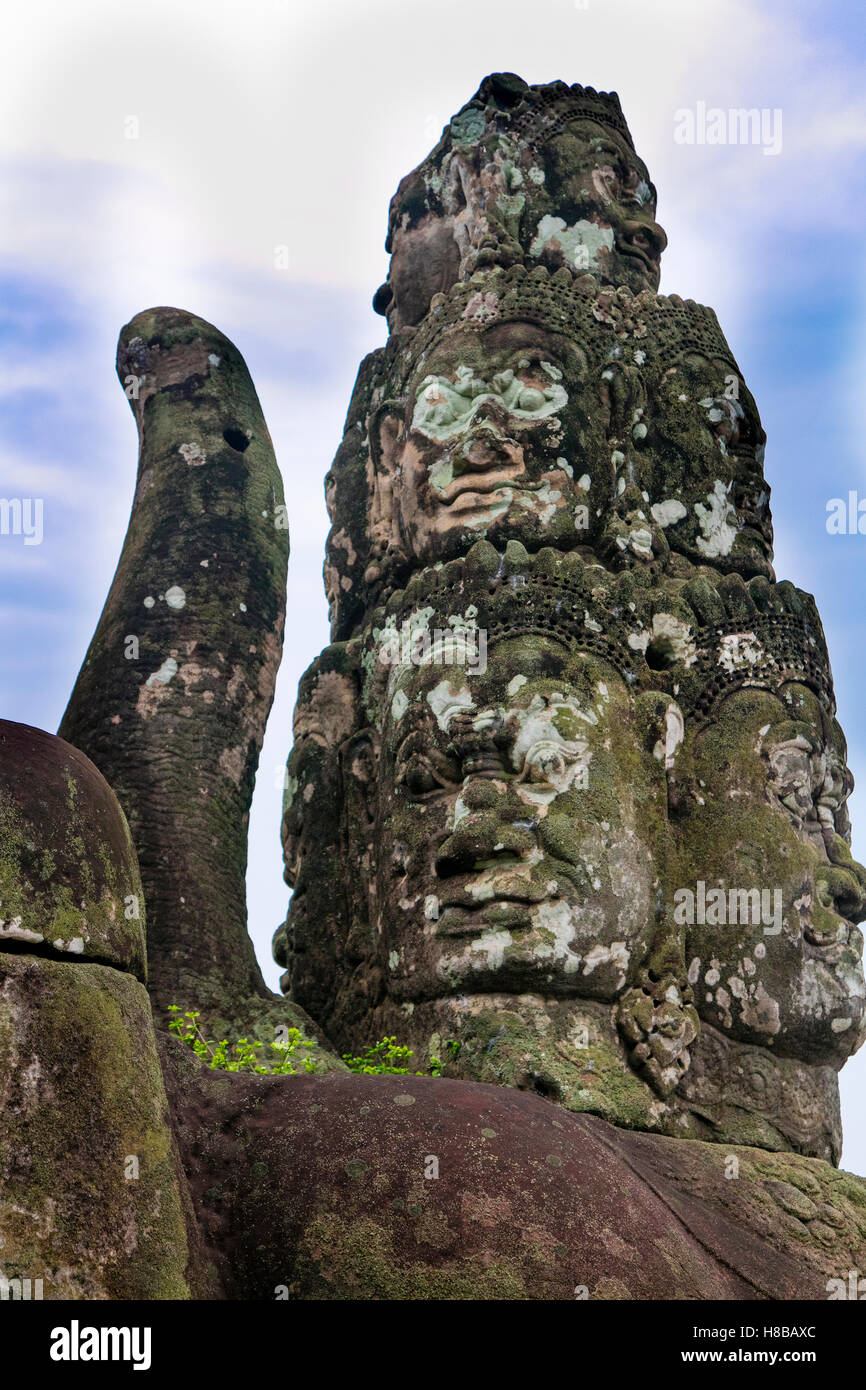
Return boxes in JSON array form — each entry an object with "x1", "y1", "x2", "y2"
[
  {"x1": 374, "y1": 73, "x2": 667, "y2": 331},
  {"x1": 325, "y1": 269, "x2": 772, "y2": 637},
  {"x1": 278, "y1": 541, "x2": 865, "y2": 1161}
]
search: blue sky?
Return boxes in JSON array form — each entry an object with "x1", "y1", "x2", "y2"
[{"x1": 2, "y1": 0, "x2": 866, "y2": 1168}]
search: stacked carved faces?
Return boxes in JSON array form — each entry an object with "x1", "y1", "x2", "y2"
[{"x1": 275, "y1": 75, "x2": 866, "y2": 1163}]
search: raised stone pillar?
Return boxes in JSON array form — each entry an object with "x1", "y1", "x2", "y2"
[{"x1": 0, "y1": 720, "x2": 206, "y2": 1298}]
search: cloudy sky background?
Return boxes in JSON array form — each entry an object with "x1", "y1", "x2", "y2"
[{"x1": 2, "y1": 0, "x2": 866, "y2": 1165}]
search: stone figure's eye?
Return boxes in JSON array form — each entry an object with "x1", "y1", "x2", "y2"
[
  {"x1": 396, "y1": 740, "x2": 460, "y2": 799},
  {"x1": 517, "y1": 385, "x2": 546, "y2": 412},
  {"x1": 768, "y1": 729, "x2": 827, "y2": 825},
  {"x1": 594, "y1": 163, "x2": 622, "y2": 199},
  {"x1": 403, "y1": 755, "x2": 441, "y2": 796},
  {"x1": 426, "y1": 400, "x2": 455, "y2": 427},
  {"x1": 523, "y1": 743, "x2": 569, "y2": 783}
]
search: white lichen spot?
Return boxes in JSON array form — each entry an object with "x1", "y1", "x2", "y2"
[
  {"x1": 529, "y1": 214, "x2": 613, "y2": 270},
  {"x1": 694, "y1": 480, "x2": 738, "y2": 558},
  {"x1": 582, "y1": 939, "x2": 629, "y2": 989},
  {"x1": 55, "y1": 936, "x2": 85, "y2": 954},
  {"x1": 653, "y1": 702, "x2": 684, "y2": 769},
  {"x1": 0, "y1": 920, "x2": 42, "y2": 944},
  {"x1": 427, "y1": 679, "x2": 475, "y2": 731},
  {"x1": 651, "y1": 613, "x2": 697, "y2": 666},
  {"x1": 470, "y1": 929, "x2": 512, "y2": 970},
  {"x1": 650, "y1": 498, "x2": 687, "y2": 528},
  {"x1": 146, "y1": 657, "x2": 179, "y2": 687},
  {"x1": 535, "y1": 901, "x2": 582, "y2": 973},
  {"x1": 717, "y1": 632, "x2": 764, "y2": 673},
  {"x1": 179, "y1": 442, "x2": 206, "y2": 467},
  {"x1": 165, "y1": 585, "x2": 186, "y2": 611}
]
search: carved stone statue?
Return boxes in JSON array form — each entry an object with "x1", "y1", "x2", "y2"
[
  {"x1": 277, "y1": 75, "x2": 864, "y2": 1167},
  {"x1": 3, "y1": 74, "x2": 866, "y2": 1302}
]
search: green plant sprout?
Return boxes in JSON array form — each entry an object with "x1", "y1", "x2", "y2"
[{"x1": 168, "y1": 1009, "x2": 455, "y2": 1078}]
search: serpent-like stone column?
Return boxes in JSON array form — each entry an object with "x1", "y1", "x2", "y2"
[{"x1": 60, "y1": 309, "x2": 289, "y2": 1028}]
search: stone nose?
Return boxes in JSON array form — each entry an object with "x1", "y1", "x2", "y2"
[
  {"x1": 458, "y1": 427, "x2": 513, "y2": 472},
  {"x1": 820, "y1": 832, "x2": 866, "y2": 926},
  {"x1": 818, "y1": 860, "x2": 866, "y2": 928},
  {"x1": 620, "y1": 215, "x2": 667, "y2": 259}
]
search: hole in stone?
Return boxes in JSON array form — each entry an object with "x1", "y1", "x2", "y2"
[
  {"x1": 224, "y1": 427, "x2": 250, "y2": 452},
  {"x1": 645, "y1": 636, "x2": 678, "y2": 670},
  {"x1": 528, "y1": 1071, "x2": 561, "y2": 1101}
]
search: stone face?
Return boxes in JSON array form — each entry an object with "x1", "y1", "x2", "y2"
[
  {"x1": 374, "y1": 74, "x2": 667, "y2": 332},
  {"x1": 59, "y1": 308, "x2": 290, "y2": 1027},
  {"x1": 325, "y1": 272, "x2": 772, "y2": 640},
  {"x1": 277, "y1": 73, "x2": 866, "y2": 1167},
  {"x1": 277, "y1": 546, "x2": 861, "y2": 1161}
]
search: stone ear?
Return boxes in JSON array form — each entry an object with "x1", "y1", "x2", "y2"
[
  {"x1": 341, "y1": 728, "x2": 381, "y2": 835},
  {"x1": 370, "y1": 404, "x2": 405, "y2": 479},
  {"x1": 367, "y1": 403, "x2": 409, "y2": 572},
  {"x1": 634, "y1": 692, "x2": 685, "y2": 772},
  {"x1": 598, "y1": 360, "x2": 645, "y2": 443}
]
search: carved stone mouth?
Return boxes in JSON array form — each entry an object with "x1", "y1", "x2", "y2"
[
  {"x1": 441, "y1": 475, "x2": 522, "y2": 505},
  {"x1": 804, "y1": 922, "x2": 860, "y2": 955},
  {"x1": 436, "y1": 901, "x2": 538, "y2": 935},
  {"x1": 617, "y1": 238, "x2": 655, "y2": 272},
  {"x1": 436, "y1": 878, "x2": 565, "y2": 931}
]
